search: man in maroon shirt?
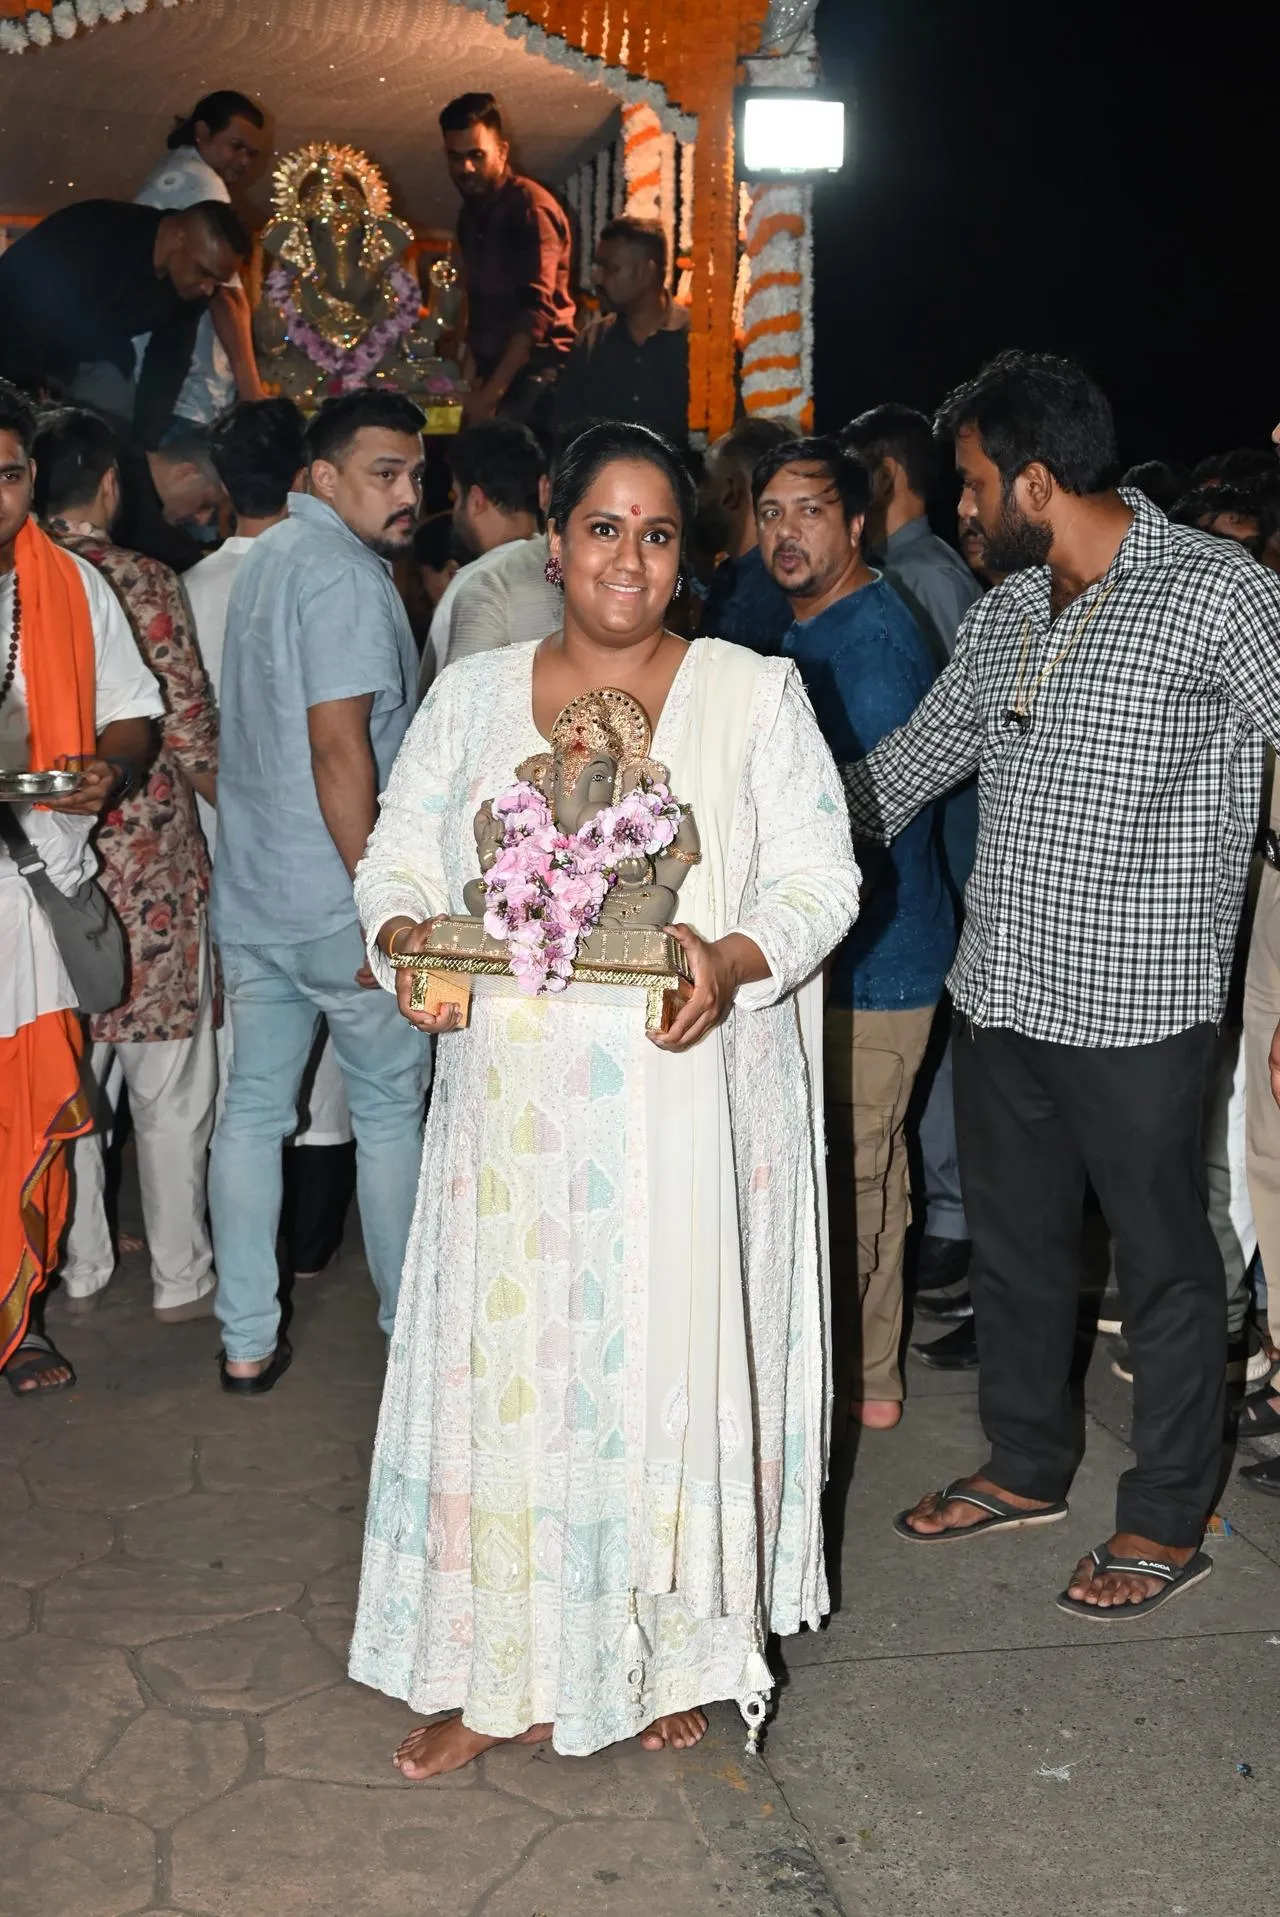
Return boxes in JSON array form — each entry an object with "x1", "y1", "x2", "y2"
[{"x1": 440, "y1": 93, "x2": 575, "y2": 434}]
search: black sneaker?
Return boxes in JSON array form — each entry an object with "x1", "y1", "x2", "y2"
[
  {"x1": 914, "y1": 1236, "x2": 972, "y2": 1294},
  {"x1": 913, "y1": 1319, "x2": 978, "y2": 1370}
]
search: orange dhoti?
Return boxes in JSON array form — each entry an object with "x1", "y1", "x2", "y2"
[{"x1": 0, "y1": 1010, "x2": 93, "y2": 1368}]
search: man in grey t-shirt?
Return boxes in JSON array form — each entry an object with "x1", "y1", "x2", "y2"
[{"x1": 209, "y1": 391, "x2": 430, "y2": 1392}]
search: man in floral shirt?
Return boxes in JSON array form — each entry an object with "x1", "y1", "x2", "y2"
[{"x1": 34, "y1": 409, "x2": 220, "y2": 1323}]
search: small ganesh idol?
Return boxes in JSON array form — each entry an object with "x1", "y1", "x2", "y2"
[
  {"x1": 394, "y1": 688, "x2": 701, "y2": 1030},
  {"x1": 484, "y1": 687, "x2": 702, "y2": 955}
]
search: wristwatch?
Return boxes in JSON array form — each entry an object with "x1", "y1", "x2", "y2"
[{"x1": 104, "y1": 757, "x2": 138, "y2": 800}]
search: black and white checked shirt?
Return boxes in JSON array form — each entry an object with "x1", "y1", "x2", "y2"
[{"x1": 842, "y1": 490, "x2": 1280, "y2": 1046}]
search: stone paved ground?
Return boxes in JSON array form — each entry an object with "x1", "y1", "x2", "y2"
[{"x1": 4, "y1": 1181, "x2": 1279, "y2": 1916}]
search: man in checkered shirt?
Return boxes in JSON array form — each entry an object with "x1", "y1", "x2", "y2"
[{"x1": 844, "y1": 350, "x2": 1280, "y2": 1622}]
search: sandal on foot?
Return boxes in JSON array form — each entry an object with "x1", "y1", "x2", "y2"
[
  {"x1": 218, "y1": 1339, "x2": 292, "y2": 1396},
  {"x1": 1238, "y1": 1388, "x2": 1280, "y2": 1440},
  {"x1": 4, "y1": 1332, "x2": 76, "y2": 1396},
  {"x1": 1056, "y1": 1544, "x2": 1213, "y2": 1620},
  {"x1": 893, "y1": 1479, "x2": 1068, "y2": 1542}
]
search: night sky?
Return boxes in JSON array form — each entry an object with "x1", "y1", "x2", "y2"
[{"x1": 811, "y1": 0, "x2": 1274, "y2": 471}]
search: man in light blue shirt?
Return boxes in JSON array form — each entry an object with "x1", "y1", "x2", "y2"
[{"x1": 210, "y1": 390, "x2": 430, "y2": 1392}]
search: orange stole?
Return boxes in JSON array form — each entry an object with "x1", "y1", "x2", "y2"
[
  {"x1": 0, "y1": 1011, "x2": 92, "y2": 1367},
  {"x1": 1, "y1": 519, "x2": 97, "y2": 1366},
  {"x1": 15, "y1": 515, "x2": 96, "y2": 767}
]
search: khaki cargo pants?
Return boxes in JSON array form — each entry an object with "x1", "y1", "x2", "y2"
[{"x1": 825, "y1": 1005, "x2": 935, "y2": 1406}]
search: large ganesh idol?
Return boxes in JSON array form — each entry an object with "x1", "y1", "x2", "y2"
[{"x1": 254, "y1": 141, "x2": 466, "y2": 421}]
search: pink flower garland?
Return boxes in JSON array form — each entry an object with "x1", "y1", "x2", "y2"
[
  {"x1": 265, "y1": 263, "x2": 453, "y2": 394},
  {"x1": 482, "y1": 778, "x2": 686, "y2": 995}
]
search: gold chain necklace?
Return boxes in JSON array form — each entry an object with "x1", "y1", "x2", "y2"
[{"x1": 1005, "y1": 581, "x2": 1120, "y2": 731}]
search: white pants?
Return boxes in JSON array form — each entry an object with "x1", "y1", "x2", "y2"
[{"x1": 63, "y1": 963, "x2": 219, "y2": 1310}]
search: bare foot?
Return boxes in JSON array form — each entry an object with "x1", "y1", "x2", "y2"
[
  {"x1": 393, "y1": 1716, "x2": 552, "y2": 1780},
  {"x1": 118, "y1": 1231, "x2": 146, "y2": 1255},
  {"x1": 223, "y1": 1353, "x2": 275, "y2": 1380},
  {"x1": 852, "y1": 1399, "x2": 902, "y2": 1430},
  {"x1": 900, "y1": 1472, "x2": 1053, "y2": 1537},
  {"x1": 4, "y1": 1352, "x2": 73, "y2": 1392},
  {"x1": 1064, "y1": 1532, "x2": 1197, "y2": 1609},
  {"x1": 639, "y1": 1708, "x2": 708, "y2": 1752}
]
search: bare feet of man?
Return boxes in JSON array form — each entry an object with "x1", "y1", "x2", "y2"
[
  {"x1": 393, "y1": 1716, "x2": 552, "y2": 1780},
  {"x1": 638, "y1": 1708, "x2": 708, "y2": 1752}
]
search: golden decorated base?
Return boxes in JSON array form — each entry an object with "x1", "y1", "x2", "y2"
[{"x1": 387, "y1": 919, "x2": 692, "y2": 1032}]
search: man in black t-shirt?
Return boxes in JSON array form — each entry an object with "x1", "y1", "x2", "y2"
[
  {"x1": 551, "y1": 218, "x2": 690, "y2": 451},
  {"x1": 0, "y1": 199, "x2": 249, "y2": 447}
]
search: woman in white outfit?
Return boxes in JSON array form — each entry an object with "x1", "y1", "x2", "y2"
[{"x1": 349, "y1": 422, "x2": 860, "y2": 1776}]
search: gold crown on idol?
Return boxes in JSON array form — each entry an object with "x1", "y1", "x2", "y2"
[
  {"x1": 517, "y1": 689, "x2": 668, "y2": 802},
  {"x1": 267, "y1": 141, "x2": 397, "y2": 280}
]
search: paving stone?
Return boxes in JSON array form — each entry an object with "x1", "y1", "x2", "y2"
[
  {"x1": 303, "y1": 1600, "x2": 355, "y2": 1661},
  {"x1": 0, "y1": 1466, "x2": 32, "y2": 1519},
  {"x1": 486, "y1": 1817, "x2": 736, "y2": 1917},
  {"x1": 198, "y1": 1431, "x2": 364, "y2": 1496},
  {"x1": 483, "y1": 1735, "x2": 689, "y2": 1819},
  {"x1": 263, "y1": 1681, "x2": 477, "y2": 1788},
  {"x1": 306, "y1": 1563, "x2": 360, "y2": 1608},
  {"x1": 87, "y1": 1710, "x2": 249, "y2": 1828},
  {"x1": 43, "y1": 1558, "x2": 303, "y2": 1646},
  {"x1": 170, "y1": 1776, "x2": 550, "y2": 1915},
  {"x1": 0, "y1": 1503, "x2": 114, "y2": 1585},
  {"x1": 23, "y1": 1424, "x2": 195, "y2": 1510},
  {"x1": 0, "y1": 1637, "x2": 142, "y2": 1790},
  {"x1": 121, "y1": 1490, "x2": 362, "y2": 1580},
  {"x1": 0, "y1": 1794, "x2": 155, "y2": 1917},
  {"x1": 138, "y1": 1611, "x2": 342, "y2": 1714},
  {"x1": 304, "y1": 1478, "x2": 368, "y2": 1515},
  {"x1": 0, "y1": 1579, "x2": 32, "y2": 1638}
]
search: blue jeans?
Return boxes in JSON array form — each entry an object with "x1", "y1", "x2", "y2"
[{"x1": 210, "y1": 922, "x2": 429, "y2": 1362}]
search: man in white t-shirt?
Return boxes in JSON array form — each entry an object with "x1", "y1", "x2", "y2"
[
  {"x1": 134, "y1": 88, "x2": 268, "y2": 430},
  {"x1": 420, "y1": 417, "x2": 549, "y2": 694},
  {"x1": 187, "y1": 398, "x2": 357, "y2": 1277},
  {"x1": 0, "y1": 381, "x2": 162, "y2": 1395}
]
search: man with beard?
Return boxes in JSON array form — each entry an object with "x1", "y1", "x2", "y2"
[
  {"x1": 208, "y1": 391, "x2": 430, "y2": 1393},
  {"x1": 844, "y1": 350, "x2": 1280, "y2": 1621},
  {"x1": 755, "y1": 437, "x2": 954, "y2": 1432},
  {"x1": 420, "y1": 417, "x2": 549, "y2": 691},
  {"x1": 550, "y1": 218, "x2": 689, "y2": 449},
  {"x1": 440, "y1": 92, "x2": 575, "y2": 431}
]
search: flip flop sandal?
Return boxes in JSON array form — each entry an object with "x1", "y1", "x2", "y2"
[
  {"x1": 1238, "y1": 1388, "x2": 1280, "y2": 1439},
  {"x1": 893, "y1": 1479, "x2": 1069, "y2": 1542},
  {"x1": 218, "y1": 1339, "x2": 293, "y2": 1396},
  {"x1": 1056, "y1": 1544, "x2": 1213, "y2": 1620},
  {"x1": 4, "y1": 1332, "x2": 76, "y2": 1396}
]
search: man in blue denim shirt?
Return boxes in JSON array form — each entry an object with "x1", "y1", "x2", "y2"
[
  {"x1": 756, "y1": 437, "x2": 954, "y2": 1431},
  {"x1": 210, "y1": 391, "x2": 430, "y2": 1394}
]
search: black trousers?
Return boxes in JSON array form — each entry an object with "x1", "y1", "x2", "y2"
[{"x1": 952, "y1": 1018, "x2": 1225, "y2": 1546}]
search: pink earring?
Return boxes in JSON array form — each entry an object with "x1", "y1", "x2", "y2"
[{"x1": 544, "y1": 551, "x2": 564, "y2": 589}]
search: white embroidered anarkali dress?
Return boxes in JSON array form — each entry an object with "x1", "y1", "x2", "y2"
[{"x1": 350, "y1": 636, "x2": 860, "y2": 1755}]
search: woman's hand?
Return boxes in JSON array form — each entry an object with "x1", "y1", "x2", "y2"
[
  {"x1": 649, "y1": 926, "x2": 769, "y2": 1053},
  {"x1": 378, "y1": 916, "x2": 463, "y2": 1035}
]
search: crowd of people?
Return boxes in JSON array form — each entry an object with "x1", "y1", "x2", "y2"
[{"x1": 4, "y1": 79, "x2": 1280, "y2": 1778}]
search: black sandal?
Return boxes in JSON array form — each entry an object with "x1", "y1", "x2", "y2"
[
  {"x1": 1056, "y1": 1543, "x2": 1213, "y2": 1620},
  {"x1": 218, "y1": 1339, "x2": 293, "y2": 1396},
  {"x1": 893, "y1": 1478, "x2": 1068, "y2": 1542},
  {"x1": 1239, "y1": 1455, "x2": 1280, "y2": 1496},
  {"x1": 4, "y1": 1332, "x2": 76, "y2": 1396},
  {"x1": 1238, "y1": 1387, "x2": 1280, "y2": 1438}
]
